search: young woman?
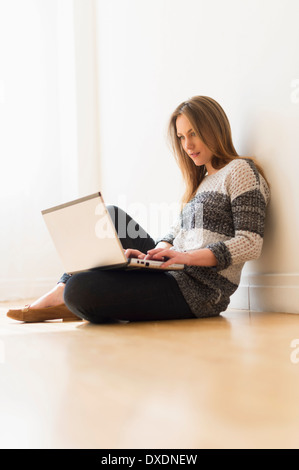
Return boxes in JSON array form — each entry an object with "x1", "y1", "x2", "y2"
[{"x1": 7, "y1": 96, "x2": 270, "y2": 323}]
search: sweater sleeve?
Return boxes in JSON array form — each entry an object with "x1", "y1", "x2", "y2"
[
  {"x1": 206, "y1": 159, "x2": 270, "y2": 271},
  {"x1": 156, "y1": 215, "x2": 181, "y2": 245}
]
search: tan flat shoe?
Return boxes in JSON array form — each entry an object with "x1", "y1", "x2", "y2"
[{"x1": 6, "y1": 304, "x2": 83, "y2": 323}]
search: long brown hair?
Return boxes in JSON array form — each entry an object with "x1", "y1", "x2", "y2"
[{"x1": 168, "y1": 96, "x2": 268, "y2": 204}]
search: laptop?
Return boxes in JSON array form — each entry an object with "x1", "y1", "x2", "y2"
[{"x1": 41, "y1": 192, "x2": 184, "y2": 274}]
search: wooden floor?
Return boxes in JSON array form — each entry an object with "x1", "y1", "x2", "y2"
[{"x1": 1, "y1": 299, "x2": 299, "y2": 449}]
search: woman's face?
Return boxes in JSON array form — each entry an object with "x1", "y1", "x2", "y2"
[{"x1": 176, "y1": 114, "x2": 216, "y2": 174}]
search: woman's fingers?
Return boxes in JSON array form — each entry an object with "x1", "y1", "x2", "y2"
[
  {"x1": 125, "y1": 249, "x2": 146, "y2": 259},
  {"x1": 146, "y1": 248, "x2": 190, "y2": 267},
  {"x1": 145, "y1": 248, "x2": 167, "y2": 260}
]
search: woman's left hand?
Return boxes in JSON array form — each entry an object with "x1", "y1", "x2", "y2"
[{"x1": 145, "y1": 248, "x2": 191, "y2": 268}]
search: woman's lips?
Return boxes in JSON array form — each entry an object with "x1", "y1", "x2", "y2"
[{"x1": 190, "y1": 152, "x2": 200, "y2": 158}]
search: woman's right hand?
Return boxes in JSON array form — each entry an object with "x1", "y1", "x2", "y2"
[
  {"x1": 124, "y1": 249, "x2": 146, "y2": 259},
  {"x1": 144, "y1": 242, "x2": 173, "y2": 260},
  {"x1": 144, "y1": 247, "x2": 167, "y2": 261}
]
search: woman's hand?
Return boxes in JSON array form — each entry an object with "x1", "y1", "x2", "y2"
[
  {"x1": 145, "y1": 247, "x2": 218, "y2": 268},
  {"x1": 125, "y1": 246, "x2": 218, "y2": 268},
  {"x1": 145, "y1": 248, "x2": 192, "y2": 268},
  {"x1": 124, "y1": 249, "x2": 146, "y2": 259}
]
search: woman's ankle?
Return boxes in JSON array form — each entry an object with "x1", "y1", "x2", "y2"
[{"x1": 30, "y1": 283, "x2": 65, "y2": 309}]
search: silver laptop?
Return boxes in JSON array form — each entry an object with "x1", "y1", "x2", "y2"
[{"x1": 41, "y1": 192, "x2": 184, "y2": 274}]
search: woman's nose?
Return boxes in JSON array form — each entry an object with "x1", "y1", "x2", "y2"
[{"x1": 185, "y1": 137, "x2": 194, "y2": 149}]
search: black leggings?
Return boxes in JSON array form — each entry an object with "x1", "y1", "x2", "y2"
[{"x1": 60, "y1": 206, "x2": 195, "y2": 323}]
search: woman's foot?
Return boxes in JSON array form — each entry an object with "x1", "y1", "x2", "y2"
[
  {"x1": 6, "y1": 283, "x2": 82, "y2": 322},
  {"x1": 6, "y1": 303, "x2": 82, "y2": 323}
]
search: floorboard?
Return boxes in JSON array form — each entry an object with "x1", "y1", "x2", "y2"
[{"x1": 1, "y1": 299, "x2": 299, "y2": 449}]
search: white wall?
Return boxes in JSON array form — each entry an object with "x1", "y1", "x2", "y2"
[{"x1": 96, "y1": 0, "x2": 299, "y2": 313}]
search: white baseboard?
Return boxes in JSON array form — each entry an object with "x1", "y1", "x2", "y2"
[
  {"x1": 229, "y1": 284, "x2": 250, "y2": 310},
  {"x1": 230, "y1": 273, "x2": 299, "y2": 314}
]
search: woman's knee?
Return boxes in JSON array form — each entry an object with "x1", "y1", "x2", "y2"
[
  {"x1": 63, "y1": 273, "x2": 87, "y2": 318},
  {"x1": 63, "y1": 271, "x2": 115, "y2": 323}
]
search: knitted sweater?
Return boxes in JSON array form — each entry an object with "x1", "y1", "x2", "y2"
[{"x1": 158, "y1": 158, "x2": 270, "y2": 317}]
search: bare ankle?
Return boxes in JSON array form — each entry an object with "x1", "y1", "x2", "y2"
[{"x1": 30, "y1": 283, "x2": 65, "y2": 309}]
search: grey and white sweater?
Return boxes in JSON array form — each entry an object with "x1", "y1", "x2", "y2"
[{"x1": 158, "y1": 158, "x2": 270, "y2": 318}]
